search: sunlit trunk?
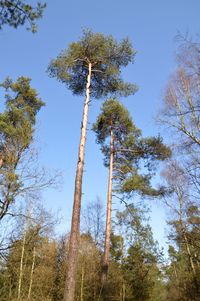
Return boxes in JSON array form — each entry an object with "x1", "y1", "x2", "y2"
[
  {"x1": 179, "y1": 195, "x2": 196, "y2": 275},
  {"x1": 183, "y1": 233, "x2": 195, "y2": 275},
  {"x1": 179, "y1": 195, "x2": 198, "y2": 294},
  {"x1": 80, "y1": 263, "x2": 85, "y2": 301},
  {"x1": 28, "y1": 246, "x2": 36, "y2": 299},
  {"x1": 101, "y1": 127, "x2": 114, "y2": 283},
  {"x1": 18, "y1": 232, "x2": 26, "y2": 300},
  {"x1": 64, "y1": 62, "x2": 92, "y2": 301}
]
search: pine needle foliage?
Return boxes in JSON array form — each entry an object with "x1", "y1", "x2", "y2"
[
  {"x1": 48, "y1": 29, "x2": 137, "y2": 98},
  {"x1": 0, "y1": 0, "x2": 46, "y2": 32},
  {"x1": 0, "y1": 77, "x2": 44, "y2": 219},
  {"x1": 93, "y1": 99, "x2": 171, "y2": 197}
]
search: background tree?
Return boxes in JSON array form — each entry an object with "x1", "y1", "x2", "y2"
[
  {"x1": 0, "y1": 77, "x2": 47, "y2": 220},
  {"x1": 0, "y1": 203, "x2": 57, "y2": 301},
  {"x1": 161, "y1": 161, "x2": 200, "y2": 300},
  {"x1": 81, "y1": 198, "x2": 105, "y2": 247},
  {"x1": 93, "y1": 99, "x2": 170, "y2": 286},
  {"x1": 115, "y1": 205, "x2": 165, "y2": 301},
  {"x1": 48, "y1": 29, "x2": 137, "y2": 301},
  {"x1": 159, "y1": 35, "x2": 200, "y2": 199},
  {"x1": 0, "y1": 0, "x2": 46, "y2": 32},
  {"x1": 158, "y1": 35, "x2": 200, "y2": 300}
]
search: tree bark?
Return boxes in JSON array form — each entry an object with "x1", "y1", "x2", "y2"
[
  {"x1": 28, "y1": 246, "x2": 36, "y2": 300},
  {"x1": 64, "y1": 62, "x2": 92, "y2": 301},
  {"x1": 18, "y1": 232, "x2": 26, "y2": 300},
  {"x1": 122, "y1": 282, "x2": 126, "y2": 301},
  {"x1": 178, "y1": 194, "x2": 198, "y2": 294},
  {"x1": 183, "y1": 232, "x2": 196, "y2": 275},
  {"x1": 101, "y1": 127, "x2": 114, "y2": 283},
  {"x1": 178, "y1": 194, "x2": 196, "y2": 276},
  {"x1": 80, "y1": 263, "x2": 85, "y2": 301}
]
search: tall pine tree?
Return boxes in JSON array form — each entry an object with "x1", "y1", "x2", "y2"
[
  {"x1": 93, "y1": 99, "x2": 170, "y2": 286},
  {"x1": 48, "y1": 30, "x2": 137, "y2": 301}
]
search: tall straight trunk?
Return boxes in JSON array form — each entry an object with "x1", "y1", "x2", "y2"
[
  {"x1": 64, "y1": 62, "x2": 92, "y2": 301},
  {"x1": 28, "y1": 246, "x2": 36, "y2": 300},
  {"x1": 18, "y1": 232, "x2": 26, "y2": 300},
  {"x1": 101, "y1": 127, "x2": 114, "y2": 283}
]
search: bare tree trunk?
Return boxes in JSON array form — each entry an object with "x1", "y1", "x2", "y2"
[
  {"x1": 9, "y1": 276, "x2": 12, "y2": 300},
  {"x1": 195, "y1": 253, "x2": 200, "y2": 269},
  {"x1": 28, "y1": 246, "x2": 36, "y2": 300},
  {"x1": 18, "y1": 232, "x2": 26, "y2": 300},
  {"x1": 179, "y1": 194, "x2": 196, "y2": 276},
  {"x1": 122, "y1": 282, "x2": 125, "y2": 301},
  {"x1": 80, "y1": 264, "x2": 85, "y2": 301},
  {"x1": 64, "y1": 62, "x2": 92, "y2": 301},
  {"x1": 178, "y1": 195, "x2": 198, "y2": 294},
  {"x1": 101, "y1": 127, "x2": 114, "y2": 283},
  {"x1": 183, "y1": 233, "x2": 196, "y2": 275}
]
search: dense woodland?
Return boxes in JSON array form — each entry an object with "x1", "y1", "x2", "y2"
[{"x1": 0, "y1": 1, "x2": 200, "y2": 301}]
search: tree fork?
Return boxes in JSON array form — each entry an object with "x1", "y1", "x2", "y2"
[{"x1": 64, "y1": 62, "x2": 92, "y2": 301}]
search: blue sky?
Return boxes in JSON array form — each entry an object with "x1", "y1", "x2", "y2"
[{"x1": 1, "y1": 0, "x2": 200, "y2": 252}]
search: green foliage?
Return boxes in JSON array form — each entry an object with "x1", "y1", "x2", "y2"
[
  {"x1": 124, "y1": 245, "x2": 158, "y2": 301},
  {"x1": 75, "y1": 234, "x2": 102, "y2": 301},
  {"x1": 0, "y1": 205, "x2": 57, "y2": 301},
  {"x1": 122, "y1": 174, "x2": 166, "y2": 196},
  {"x1": 1, "y1": 232, "x2": 56, "y2": 300},
  {"x1": 93, "y1": 98, "x2": 138, "y2": 144},
  {"x1": 110, "y1": 205, "x2": 165, "y2": 301},
  {"x1": 93, "y1": 98, "x2": 171, "y2": 197},
  {"x1": 164, "y1": 203, "x2": 200, "y2": 301},
  {"x1": 162, "y1": 161, "x2": 200, "y2": 299},
  {"x1": 0, "y1": 0, "x2": 46, "y2": 32},
  {"x1": 0, "y1": 203, "x2": 170, "y2": 301},
  {"x1": 110, "y1": 232, "x2": 123, "y2": 262},
  {"x1": 138, "y1": 136, "x2": 172, "y2": 162},
  {"x1": 0, "y1": 77, "x2": 44, "y2": 219},
  {"x1": 48, "y1": 29, "x2": 137, "y2": 98}
]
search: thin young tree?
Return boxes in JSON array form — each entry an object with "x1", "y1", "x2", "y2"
[
  {"x1": 93, "y1": 99, "x2": 170, "y2": 285},
  {"x1": 48, "y1": 29, "x2": 137, "y2": 301}
]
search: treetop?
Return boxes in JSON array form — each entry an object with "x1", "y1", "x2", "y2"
[
  {"x1": 93, "y1": 98, "x2": 139, "y2": 144},
  {"x1": 48, "y1": 29, "x2": 138, "y2": 98}
]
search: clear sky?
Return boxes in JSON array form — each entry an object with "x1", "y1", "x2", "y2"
[{"x1": 1, "y1": 0, "x2": 200, "y2": 253}]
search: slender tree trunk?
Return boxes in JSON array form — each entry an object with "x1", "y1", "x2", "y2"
[
  {"x1": 18, "y1": 232, "x2": 26, "y2": 300},
  {"x1": 80, "y1": 263, "x2": 85, "y2": 301},
  {"x1": 28, "y1": 246, "x2": 36, "y2": 300},
  {"x1": 195, "y1": 253, "x2": 200, "y2": 268},
  {"x1": 183, "y1": 232, "x2": 199, "y2": 295},
  {"x1": 179, "y1": 195, "x2": 196, "y2": 275},
  {"x1": 183, "y1": 232, "x2": 196, "y2": 275},
  {"x1": 9, "y1": 276, "x2": 12, "y2": 300},
  {"x1": 101, "y1": 127, "x2": 114, "y2": 283},
  {"x1": 178, "y1": 195, "x2": 198, "y2": 294},
  {"x1": 122, "y1": 282, "x2": 125, "y2": 301},
  {"x1": 64, "y1": 62, "x2": 92, "y2": 301}
]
